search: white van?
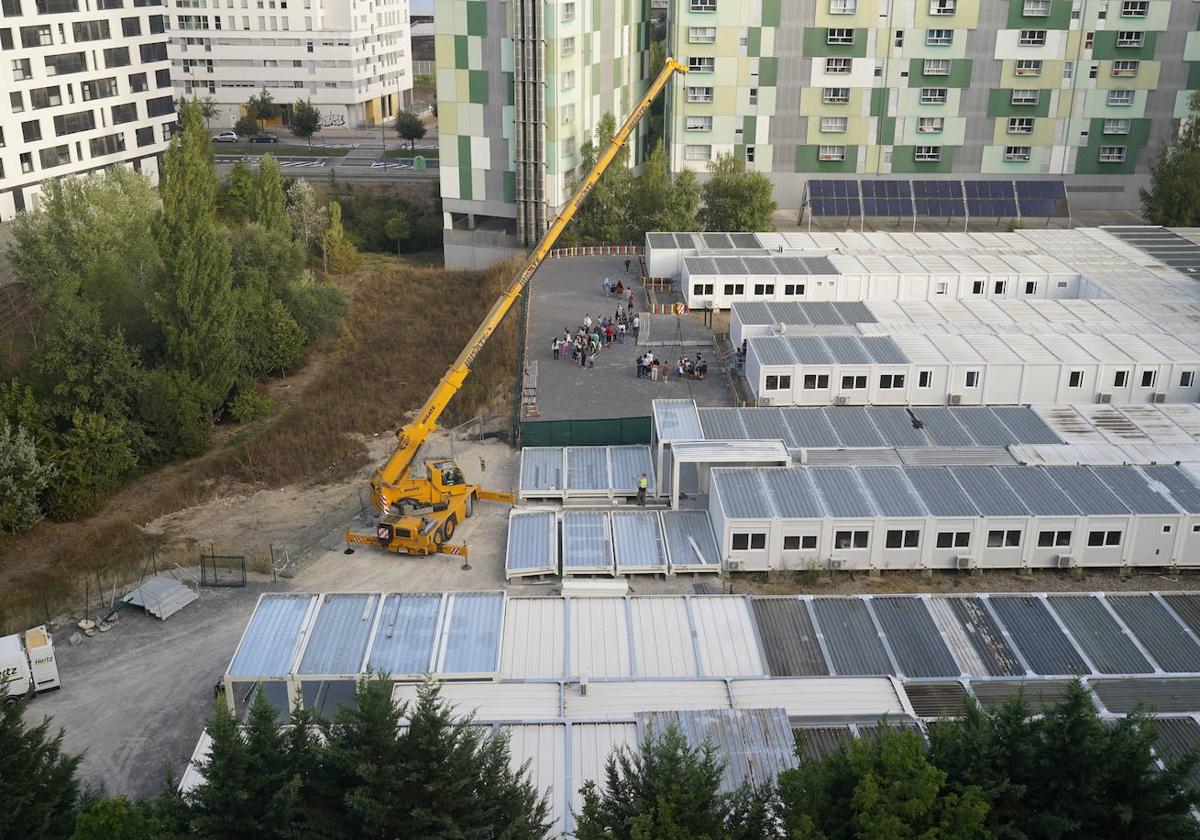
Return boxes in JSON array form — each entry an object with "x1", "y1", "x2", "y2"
[{"x1": 0, "y1": 626, "x2": 61, "y2": 706}]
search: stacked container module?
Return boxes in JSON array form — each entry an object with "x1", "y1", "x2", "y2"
[
  {"x1": 561, "y1": 511, "x2": 615, "y2": 576},
  {"x1": 505, "y1": 509, "x2": 559, "y2": 580},
  {"x1": 611, "y1": 511, "x2": 668, "y2": 575}
]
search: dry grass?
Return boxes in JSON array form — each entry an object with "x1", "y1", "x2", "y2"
[{"x1": 0, "y1": 254, "x2": 521, "y2": 632}]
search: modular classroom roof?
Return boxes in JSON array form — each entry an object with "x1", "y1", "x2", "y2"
[
  {"x1": 215, "y1": 590, "x2": 1200, "y2": 834},
  {"x1": 709, "y1": 463, "x2": 1200, "y2": 521}
]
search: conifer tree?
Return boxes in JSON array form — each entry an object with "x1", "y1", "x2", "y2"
[
  {"x1": 186, "y1": 698, "x2": 252, "y2": 837},
  {"x1": 0, "y1": 689, "x2": 82, "y2": 839},
  {"x1": 251, "y1": 156, "x2": 290, "y2": 236}
]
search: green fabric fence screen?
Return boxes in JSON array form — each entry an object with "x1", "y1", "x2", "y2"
[{"x1": 519, "y1": 416, "x2": 652, "y2": 446}]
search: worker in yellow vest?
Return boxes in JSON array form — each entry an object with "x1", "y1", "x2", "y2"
[{"x1": 637, "y1": 473, "x2": 648, "y2": 507}]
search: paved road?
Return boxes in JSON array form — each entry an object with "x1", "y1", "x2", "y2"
[{"x1": 214, "y1": 140, "x2": 441, "y2": 182}]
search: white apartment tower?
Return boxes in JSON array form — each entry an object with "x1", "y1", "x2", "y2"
[
  {"x1": 0, "y1": 0, "x2": 175, "y2": 221},
  {"x1": 166, "y1": 0, "x2": 413, "y2": 130}
]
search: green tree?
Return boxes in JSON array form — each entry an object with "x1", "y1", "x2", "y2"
[
  {"x1": 279, "y1": 274, "x2": 346, "y2": 342},
  {"x1": 628, "y1": 141, "x2": 701, "y2": 237},
  {"x1": 246, "y1": 87, "x2": 282, "y2": 133},
  {"x1": 234, "y1": 292, "x2": 308, "y2": 379},
  {"x1": 929, "y1": 681, "x2": 1200, "y2": 839},
  {"x1": 394, "y1": 110, "x2": 427, "y2": 150},
  {"x1": 42, "y1": 410, "x2": 138, "y2": 520},
  {"x1": 575, "y1": 724, "x2": 728, "y2": 840},
  {"x1": 0, "y1": 691, "x2": 82, "y2": 840},
  {"x1": 289, "y1": 99, "x2": 322, "y2": 148},
  {"x1": 699, "y1": 154, "x2": 777, "y2": 232},
  {"x1": 153, "y1": 99, "x2": 239, "y2": 416},
  {"x1": 0, "y1": 419, "x2": 55, "y2": 532},
  {"x1": 285, "y1": 180, "x2": 328, "y2": 256},
  {"x1": 569, "y1": 112, "x2": 635, "y2": 245},
  {"x1": 383, "y1": 212, "x2": 410, "y2": 256},
  {"x1": 218, "y1": 162, "x2": 256, "y2": 225},
  {"x1": 778, "y1": 723, "x2": 989, "y2": 840},
  {"x1": 133, "y1": 369, "x2": 209, "y2": 463},
  {"x1": 322, "y1": 200, "x2": 359, "y2": 274},
  {"x1": 1141, "y1": 91, "x2": 1200, "y2": 226},
  {"x1": 250, "y1": 156, "x2": 290, "y2": 236},
  {"x1": 233, "y1": 114, "x2": 259, "y2": 139},
  {"x1": 177, "y1": 95, "x2": 218, "y2": 131},
  {"x1": 33, "y1": 314, "x2": 144, "y2": 430},
  {"x1": 230, "y1": 223, "x2": 307, "y2": 296},
  {"x1": 71, "y1": 796, "x2": 185, "y2": 840}
]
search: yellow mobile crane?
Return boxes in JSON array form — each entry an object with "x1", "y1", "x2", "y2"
[{"x1": 345, "y1": 57, "x2": 688, "y2": 558}]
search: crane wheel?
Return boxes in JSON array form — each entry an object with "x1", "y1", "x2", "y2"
[
  {"x1": 439, "y1": 515, "x2": 457, "y2": 543},
  {"x1": 466, "y1": 495, "x2": 475, "y2": 518}
]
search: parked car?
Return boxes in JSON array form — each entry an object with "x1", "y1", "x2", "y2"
[
  {"x1": 249, "y1": 133, "x2": 278, "y2": 144},
  {"x1": 211, "y1": 130, "x2": 239, "y2": 143}
]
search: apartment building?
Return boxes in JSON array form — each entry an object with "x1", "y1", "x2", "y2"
[
  {"x1": 0, "y1": 0, "x2": 175, "y2": 221},
  {"x1": 667, "y1": 0, "x2": 1195, "y2": 210},
  {"x1": 166, "y1": 0, "x2": 412, "y2": 130},
  {"x1": 436, "y1": 0, "x2": 651, "y2": 268}
]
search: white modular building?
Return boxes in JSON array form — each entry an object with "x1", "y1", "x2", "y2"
[{"x1": 707, "y1": 464, "x2": 1200, "y2": 573}]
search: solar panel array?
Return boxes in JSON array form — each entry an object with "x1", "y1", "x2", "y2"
[
  {"x1": 809, "y1": 179, "x2": 1069, "y2": 219},
  {"x1": 1105, "y1": 226, "x2": 1200, "y2": 276}
]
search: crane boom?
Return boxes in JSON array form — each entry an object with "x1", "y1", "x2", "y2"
[{"x1": 370, "y1": 57, "x2": 687, "y2": 510}]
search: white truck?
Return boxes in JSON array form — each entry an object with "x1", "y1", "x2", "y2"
[{"x1": 0, "y1": 626, "x2": 61, "y2": 706}]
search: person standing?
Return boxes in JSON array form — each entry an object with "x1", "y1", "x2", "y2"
[
  {"x1": 551, "y1": 337, "x2": 559, "y2": 360},
  {"x1": 636, "y1": 355, "x2": 645, "y2": 379},
  {"x1": 602, "y1": 277, "x2": 611, "y2": 296},
  {"x1": 632, "y1": 314, "x2": 640, "y2": 335},
  {"x1": 624, "y1": 258, "x2": 631, "y2": 275},
  {"x1": 584, "y1": 313, "x2": 592, "y2": 331},
  {"x1": 636, "y1": 473, "x2": 648, "y2": 506}
]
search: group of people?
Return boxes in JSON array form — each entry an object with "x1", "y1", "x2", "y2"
[
  {"x1": 636, "y1": 351, "x2": 708, "y2": 381},
  {"x1": 551, "y1": 308, "x2": 640, "y2": 369},
  {"x1": 602, "y1": 276, "x2": 637, "y2": 311}
]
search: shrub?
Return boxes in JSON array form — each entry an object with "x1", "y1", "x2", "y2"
[{"x1": 229, "y1": 389, "x2": 276, "y2": 423}]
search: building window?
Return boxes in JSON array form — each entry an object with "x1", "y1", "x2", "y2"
[
  {"x1": 692, "y1": 283, "x2": 714, "y2": 296},
  {"x1": 920, "y1": 87, "x2": 948, "y2": 104},
  {"x1": 38, "y1": 145, "x2": 71, "y2": 169},
  {"x1": 20, "y1": 24, "x2": 52, "y2": 48},
  {"x1": 731, "y1": 532, "x2": 767, "y2": 550},
  {"x1": 1067, "y1": 370, "x2": 1084, "y2": 388},
  {"x1": 987, "y1": 529, "x2": 1022, "y2": 548},
  {"x1": 723, "y1": 283, "x2": 745, "y2": 295},
  {"x1": 81, "y1": 77, "x2": 118, "y2": 101},
  {"x1": 829, "y1": 0, "x2": 856, "y2": 14},
  {"x1": 840, "y1": 374, "x2": 868, "y2": 389},
  {"x1": 45, "y1": 51, "x2": 87, "y2": 76},
  {"x1": 965, "y1": 370, "x2": 980, "y2": 387},
  {"x1": 1004, "y1": 146, "x2": 1032, "y2": 161},
  {"x1": 89, "y1": 132, "x2": 125, "y2": 157},
  {"x1": 1011, "y1": 89, "x2": 1040, "y2": 105},
  {"x1": 834, "y1": 530, "x2": 870, "y2": 549},
  {"x1": 687, "y1": 86, "x2": 714, "y2": 103},
  {"x1": 29, "y1": 86, "x2": 62, "y2": 109},
  {"x1": 914, "y1": 145, "x2": 941, "y2": 161},
  {"x1": 879, "y1": 374, "x2": 906, "y2": 389},
  {"x1": 1120, "y1": 0, "x2": 1147, "y2": 16},
  {"x1": 785, "y1": 283, "x2": 807, "y2": 296},
  {"x1": 111, "y1": 102, "x2": 137, "y2": 123},
  {"x1": 1107, "y1": 89, "x2": 1135, "y2": 106},
  {"x1": 21, "y1": 120, "x2": 41, "y2": 143},
  {"x1": 827, "y1": 27, "x2": 855, "y2": 44},
  {"x1": 53, "y1": 110, "x2": 95, "y2": 136},
  {"x1": 886, "y1": 530, "x2": 920, "y2": 549},
  {"x1": 1038, "y1": 530, "x2": 1072, "y2": 547},
  {"x1": 1015, "y1": 59, "x2": 1043, "y2": 76},
  {"x1": 994, "y1": 280, "x2": 1007, "y2": 295},
  {"x1": 1023, "y1": 0, "x2": 1051, "y2": 14},
  {"x1": 823, "y1": 88, "x2": 850, "y2": 104},
  {"x1": 1182, "y1": 371, "x2": 1195, "y2": 387},
  {"x1": 690, "y1": 0, "x2": 716, "y2": 10},
  {"x1": 817, "y1": 145, "x2": 847, "y2": 162},
  {"x1": 1116, "y1": 30, "x2": 1144, "y2": 47},
  {"x1": 561, "y1": 70, "x2": 575, "y2": 90},
  {"x1": 19, "y1": 152, "x2": 33, "y2": 174},
  {"x1": 926, "y1": 29, "x2": 953, "y2": 46},
  {"x1": 72, "y1": 19, "x2": 110, "y2": 41},
  {"x1": 1141, "y1": 370, "x2": 1156, "y2": 387},
  {"x1": 764, "y1": 375, "x2": 792, "y2": 390},
  {"x1": 104, "y1": 46, "x2": 131, "y2": 68},
  {"x1": 1008, "y1": 117, "x2": 1034, "y2": 134},
  {"x1": 562, "y1": 36, "x2": 575, "y2": 55},
  {"x1": 688, "y1": 26, "x2": 716, "y2": 43},
  {"x1": 1103, "y1": 118, "x2": 1131, "y2": 135},
  {"x1": 804, "y1": 374, "x2": 830, "y2": 389},
  {"x1": 11, "y1": 57, "x2": 31, "y2": 81},
  {"x1": 825, "y1": 57, "x2": 852, "y2": 74},
  {"x1": 923, "y1": 58, "x2": 950, "y2": 75},
  {"x1": 930, "y1": 0, "x2": 956, "y2": 14},
  {"x1": 686, "y1": 115, "x2": 713, "y2": 131},
  {"x1": 688, "y1": 56, "x2": 715, "y2": 73},
  {"x1": 918, "y1": 370, "x2": 933, "y2": 387},
  {"x1": 1111, "y1": 59, "x2": 1139, "y2": 77},
  {"x1": 917, "y1": 116, "x2": 944, "y2": 133},
  {"x1": 562, "y1": 137, "x2": 576, "y2": 157},
  {"x1": 1088, "y1": 530, "x2": 1122, "y2": 546},
  {"x1": 936, "y1": 531, "x2": 971, "y2": 548},
  {"x1": 784, "y1": 535, "x2": 818, "y2": 550},
  {"x1": 684, "y1": 144, "x2": 712, "y2": 161},
  {"x1": 1113, "y1": 370, "x2": 1129, "y2": 387},
  {"x1": 561, "y1": 1, "x2": 576, "y2": 21},
  {"x1": 1018, "y1": 29, "x2": 1047, "y2": 46},
  {"x1": 820, "y1": 116, "x2": 848, "y2": 133},
  {"x1": 1098, "y1": 145, "x2": 1127, "y2": 163}
]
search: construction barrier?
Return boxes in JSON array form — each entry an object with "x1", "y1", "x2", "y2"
[
  {"x1": 546, "y1": 245, "x2": 644, "y2": 259},
  {"x1": 520, "y1": 416, "x2": 652, "y2": 447}
]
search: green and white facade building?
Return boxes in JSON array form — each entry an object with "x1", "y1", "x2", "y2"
[
  {"x1": 667, "y1": 0, "x2": 1198, "y2": 210},
  {"x1": 436, "y1": 0, "x2": 651, "y2": 267}
]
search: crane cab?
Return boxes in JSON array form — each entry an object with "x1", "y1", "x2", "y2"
[{"x1": 429, "y1": 461, "x2": 466, "y2": 491}]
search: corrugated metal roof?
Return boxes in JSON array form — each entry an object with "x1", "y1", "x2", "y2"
[
  {"x1": 562, "y1": 511, "x2": 615, "y2": 573},
  {"x1": 786, "y1": 335, "x2": 835, "y2": 364},
  {"x1": 773, "y1": 256, "x2": 808, "y2": 275},
  {"x1": 685, "y1": 256, "x2": 719, "y2": 275},
  {"x1": 1141, "y1": 465, "x2": 1200, "y2": 513},
  {"x1": 566, "y1": 447, "x2": 609, "y2": 492},
  {"x1": 811, "y1": 598, "x2": 895, "y2": 676},
  {"x1": 825, "y1": 408, "x2": 886, "y2": 448},
  {"x1": 569, "y1": 724, "x2": 637, "y2": 830},
  {"x1": 948, "y1": 466, "x2": 1030, "y2": 516},
  {"x1": 298, "y1": 593, "x2": 380, "y2": 676},
  {"x1": 438, "y1": 592, "x2": 504, "y2": 676},
  {"x1": 759, "y1": 468, "x2": 825, "y2": 518},
  {"x1": 903, "y1": 467, "x2": 979, "y2": 517},
  {"x1": 990, "y1": 406, "x2": 1063, "y2": 445},
  {"x1": 638, "y1": 708, "x2": 798, "y2": 795},
  {"x1": 857, "y1": 467, "x2": 928, "y2": 517},
  {"x1": 810, "y1": 467, "x2": 877, "y2": 517},
  {"x1": 712, "y1": 469, "x2": 774, "y2": 519},
  {"x1": 794, "y1": 726, "x2": 853, "y2": 761},
  {"x1": 698, "y1": 408, "x2": 749, "y2": 440},
  {"x1": 914, "y1": 407, "x2": 976, "y2": 447},
  {"x1": 690, "y1": 597, "x2": 766, "y2": 677},
  {"x1": 1150, "y1": 717, "x2": 1200, "y2": 780},
  {"x1": 749, "y1": 337, "x2": 798, "y2": 367},
  {"x1": 1043, "y1": 466, "x2": 1131, "y2": 515},
  {"x1": 1106, "y1": 595, "x2": 1200, "y2": 673},
  {"x1": 969, "y1": 679, "x2": 1075, "y2": 711},
  {"x1": 1089, "y1": 465, "x2": 1179, "y2": 515},
  {"x1": 1047, "y1": 596, "x2": 1153, "y2": 674},
  {"x1": 867, "y1": 407, "x2": 928, "y2": 447},
  {"x1": 661, "y1": 510, "x2": 722, "y2": 570},
  {"x1": 905, "y1": 682, "x2": 970, "y2": 717},
  {"x1": 519, "y1": 448, "x2": 565, "y2": 493},
  {"x1": 501, "y1": 598, "x2": 565, "y2": 679},
  {"x1": 568, "y1": 597, "x2": 631, "y2": 677},
  {"x1": 610, "y1": 446, "x2": 655, "y2": 493},
  {"x1": 988, "y1": 596, "x2": 1090, "y2": 676},
  {"x1": 1092, "y1": 678, "x2": 1200, "y2": 714},
  {"x1": 629, "y1": 597, "x2": 699, "y2": 677},
  {"x1": 751, "y1": 598, "x2": 830, "y2": 676},
  {"x1": 825, "y1": 335, "x2": 874, "y2": 365},
  {"x1": 1163, "y1": 595, "x2": 1200, "y2": 638},
  {"x1": 704, "y1": 232, "x2": 734, "y2": 249},
  {"x1": 367, "y1": 594, "x2": 442, "y2": 677},
  {"x1": 228, "y1": 594, "x2": 315, "y2": 678},
  {"x1": 870, "y1": 597, "x2": 961, "y2": 678},
  {"x1": 739, "y1": 407, "x2": 790, "y2": 443},
  {"x1": 799, "y1": 301, "x2": 845, "y2": 325},
  {"x1": 503, "y1": 725, "x2": 567, "y2": 836},
  {"x1": 954, "y1": 407, "x2": 1019, "y2": 447},
  {"x1": 653, "y1": 399, "x2": 703, "y2": 441},
  {"x1": 782, "y1": 408, "x2": 841, "y2": 448},
  {"x1": 646, "y1": 232, "x2": 676, "y2": 249},
  {"x1": 612, "y1": 511, "x2": 668, "y2": 573},
  {"x1": 862, "y1": 336, "x2": 910, "y2": 365},
  {"x1": 994, "y1": 466, "x2": 1081, "y2": 516},
  {"x1": 505, "y1": 510, "x2": 558, "y2": 577},
  {"x1": 930, "y1": 597, "x2": 1025, "y2": 677}
]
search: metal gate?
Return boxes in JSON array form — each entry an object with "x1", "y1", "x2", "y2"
[{"x1": 200, "y1": 549, "x2": 247, "y2": 587}]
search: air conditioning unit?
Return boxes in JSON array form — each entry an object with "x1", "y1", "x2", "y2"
[
  {"x1": 1096, "y1": 393, "x2": 1112, "y2": 404},
  {"x1": 948, "y1": 393, "x2": 963, "y2": 406},
  {"x1": 727, "y1": 559, "x2": 744, "y2": 571},
  {"x1": 828, "y1": 559, "x2": 845, "y2": 571},
  {"x1": 758, "y1": 396, "x2": 773, "y2": 406},
  {"x1": 954, "y1": 555, "x2": 975, "y2": 570},
  {"x1": 1153, "y1": 392, "x2": 1167, "y2": 403},
  {"x1": 834, "y1": 394, "x2": 849, "y2": 406},
  {"x1": 1056, "y1": 554, "x2": 1076, "y2": 569}
]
